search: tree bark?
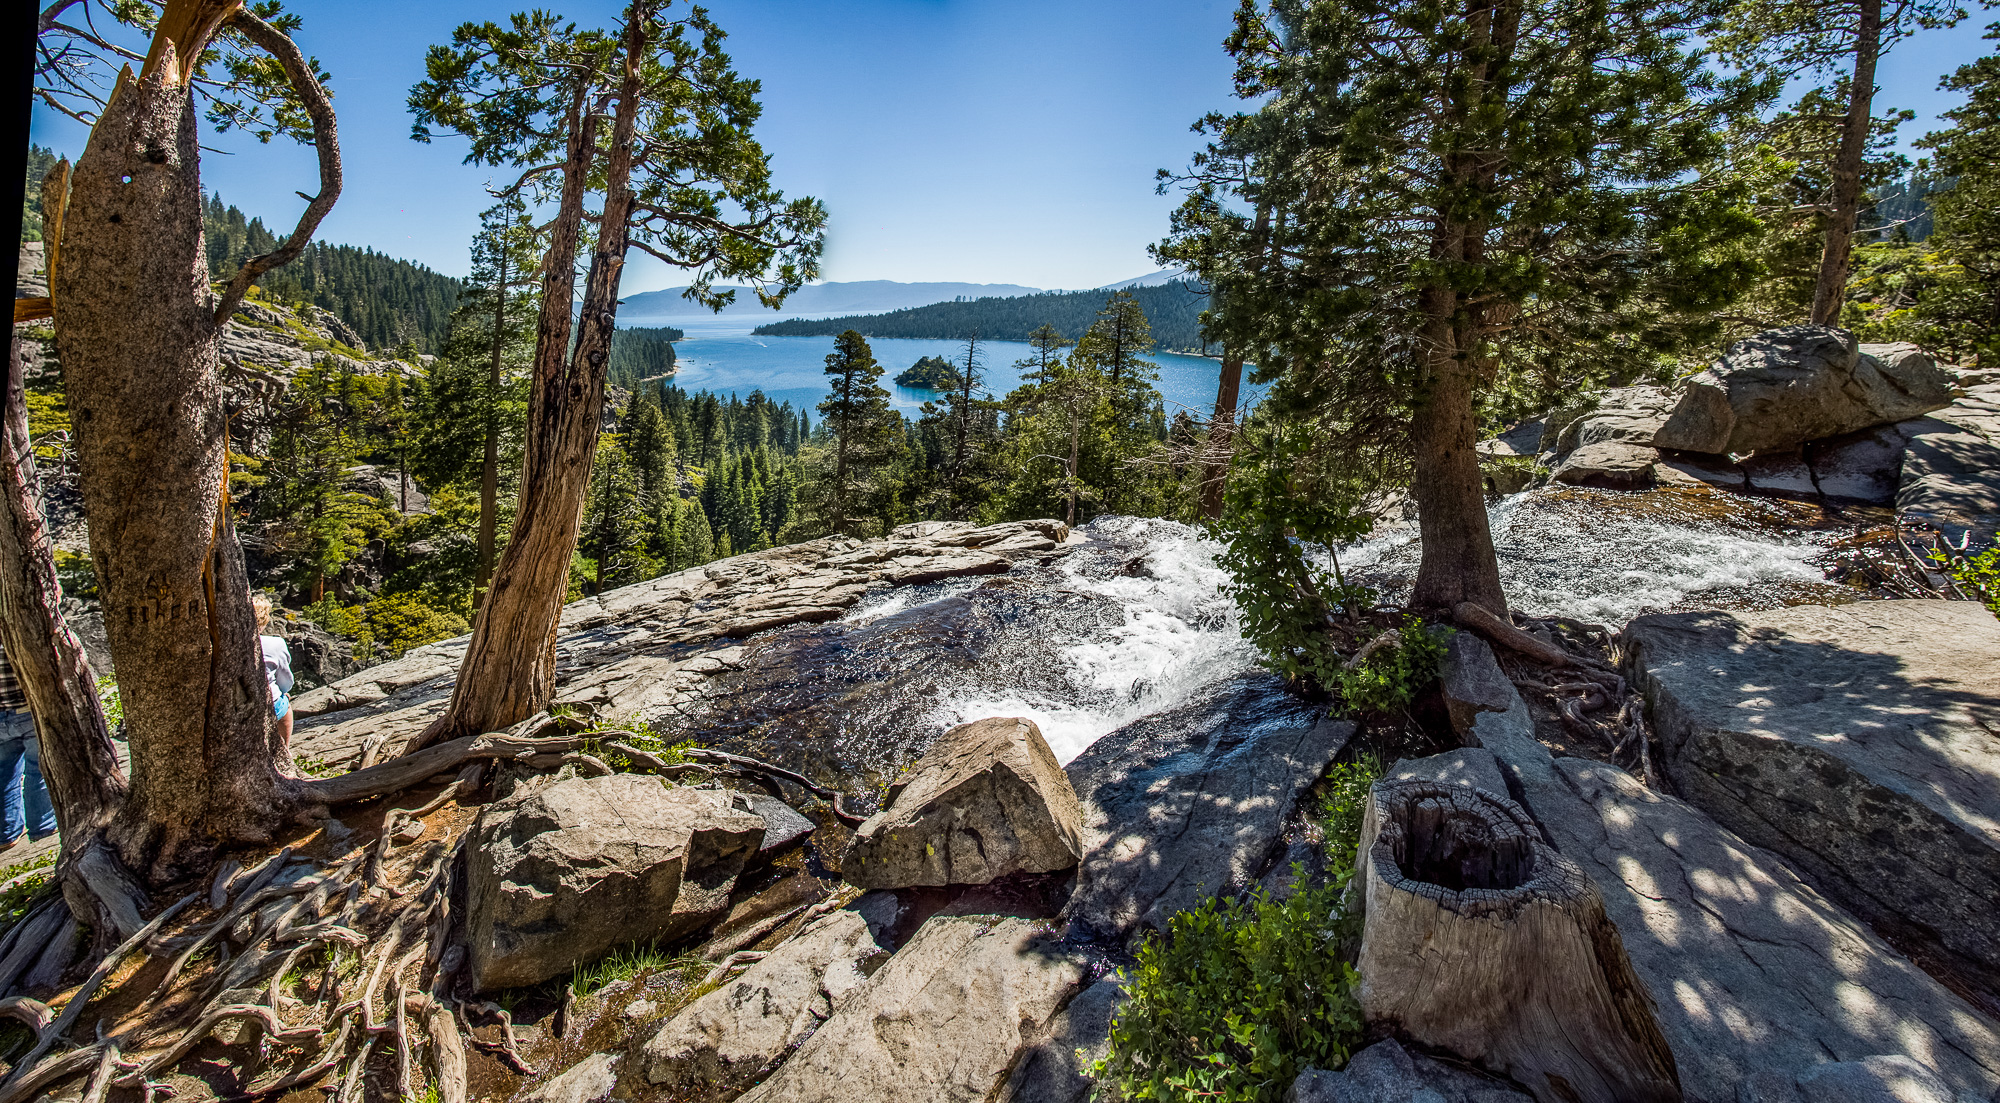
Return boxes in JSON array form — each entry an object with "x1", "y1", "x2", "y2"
[
  {"x1": 1355, "y1": 780, "x2": 1680, "y2": 1103},
  {"x1": 43, "y1": 4, "x2": 342, "y2": 884},
  {"x1": 52, "y1": 51, "x2": 293, "y2": 882},
  {"x1": 417, "y1": 14, "x2": 646, "y2": 749},
  {"x1": 1197, "y1": 348, "x2": 1243, "y2": 520},
  {"x1": 476, "y1": 250, "x2": 507, "y2": 611},
  {"x1": 1, "y1": 178, "x2": 127, "y2": 845},
  {"x1": 1810, "y1": 0, "x2": 1882, "y2": 325}
]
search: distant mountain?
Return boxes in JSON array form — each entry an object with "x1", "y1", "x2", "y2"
[
  {"x1": 1102, "y1": 269, "x2": 1194, "y2": 291},
  {"x1": 620, "y1": 280, "x2": 1045, "y2": 319},
  {"x1": 752, "y1": 281, "x2": 1213, "y2": 353}
]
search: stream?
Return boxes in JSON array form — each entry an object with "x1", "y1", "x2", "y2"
[{"x1": 675, "y1": 482, "x2": 1869, "y2": 805}]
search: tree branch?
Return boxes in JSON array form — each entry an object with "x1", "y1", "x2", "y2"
[{"x1": 210, "y1": 8, "x2": 341, "y2": 326}]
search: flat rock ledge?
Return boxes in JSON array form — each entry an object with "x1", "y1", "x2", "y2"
[
  {"x1": 1458, "y1": 669, "x2": 2000, "y2": 1102},
  {"x1": 1624, "y1": 600, "x2": 2000, "y2": 993},
  {"x1": 291, "y1": 519, "x2": 1071, "y2": 763}
]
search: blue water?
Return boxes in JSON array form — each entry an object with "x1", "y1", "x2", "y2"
[{"x1": 628, "y1": 312, "x2": 1257, "y2": 419}]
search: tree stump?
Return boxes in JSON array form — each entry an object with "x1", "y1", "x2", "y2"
[{"x1": 1355, "y1": 780, "x2": 1680, "y2": 1103}]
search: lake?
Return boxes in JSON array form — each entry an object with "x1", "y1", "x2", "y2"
[{"x1": 627, "y1": 312, "x2": 1258, "y2": 419}]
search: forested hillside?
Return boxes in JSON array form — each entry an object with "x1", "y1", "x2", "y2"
[{"x1": 754, "y1": 280, "x2": 1213, "y2": 352}]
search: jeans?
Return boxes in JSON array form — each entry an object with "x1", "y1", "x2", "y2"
[{"x1": 0, "y1": 710, "x2": 56, "y2": 842}]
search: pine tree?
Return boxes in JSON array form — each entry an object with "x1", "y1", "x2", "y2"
[
  {"x1": 1908, "y1": 25, "x2": 2000, "y2": 365},
  {"x1": 1071, "y1": 293, "x2": 1163, "y2": 514},
  {"x1": 1159, "y1": 0, "x2": 1766, "y2": 614},
  {"x1": 817, "y1": 330, "x2": 901, "y2": 536}
]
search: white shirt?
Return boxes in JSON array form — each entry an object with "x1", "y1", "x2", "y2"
[{"x1": 260, "y1": 635, "x2": 295, "y2": 700}]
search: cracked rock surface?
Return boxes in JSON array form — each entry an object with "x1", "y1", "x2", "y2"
[
  {"x1": 1625, "y1": 600, "x2": 2000, "y2": 994},
  {"x1": 1466, "y1": 682, "x2": 2000, "y2": 1102}
]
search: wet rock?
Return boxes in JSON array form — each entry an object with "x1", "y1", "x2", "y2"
[
  {"x1": 641, "y1": 893, "x2": 900, "y2": 1100},
  {"x1": 1739, "y1": 449, "x2": 1820, "y2": 500},
  {"x1": 843, "y1": 716, "x2": 1083, "y2": 890},
  {"x1": 1806, "y1": 423, "x2": 1913, "y2": 505},
  {"x1": 519, "y1": 1053, "x2": 619, "y2": 1103},
  {"x1": 1466, "y1": 681, "x2": 2000, "y2": 1103},
  {"x1": 1288, "y1": 1039, "x2": 1532, "y2": 1102},
  {"x1": 1656, "y1": 452, "x2": 1748, "y2": 492},
  {"x1": 1064, "y1": 676, "x2": 1354, "y2": 944},
  {"x1": 292, "y1": 520, "x2": 1074, "y2": 765},
  {"x1": 1550, "y1": 441, "x2": 1659, "y2": 489},
  {"x1": 467, "y1": 775, "x2": 766, "y2": 990},
  {"x1": 997, "y1": 976, "x2": 1127, "y2": 1103},
  {"x1": 1655, "y1": 327, "x2": 1952, "y2": 454},
  {"x1": 1624, "y1": 600, "x2": 2000, "y2": 995},
  {"x1": 1440, "y1": 634, "x2": 1516, "y2": 736},
  {"x1": 734, "y1": 915, "x2": 1089, "y2": 1103}
]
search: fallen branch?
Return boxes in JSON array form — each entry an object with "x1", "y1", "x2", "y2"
[
  {"x1": 301, "y1": 731, "x2": 582, "y2": 806},
  {"x1": 682, "y1": 749, "x2": 867, "y2": 826}
]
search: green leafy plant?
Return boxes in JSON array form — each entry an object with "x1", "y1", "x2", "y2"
[
  {"x1": 585, "y1": 716, "x2": 695, "y2": 773},
  {"x1": 1091, "y1": 882, "x2": 1364, "y2": 1102},
  {"x1": 1092, "y1": 756, "x2": 1385, "y2": 1102},
  {"x1": 1931, "y1": 545, "x2": 2000, "y2": 616},
  {"x1": 95, "y1": 676, "x2": 124, "y2": 731},
  {"x1": 0, "y1": 853, "x2": 59, "y2": 932},
  {"x1": 1330, "y1": 617, "x2": 1451, "y2": 717}
]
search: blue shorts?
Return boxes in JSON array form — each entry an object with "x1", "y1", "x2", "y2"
[{"x1": 273, "y1": 694, "x2": 291, "y2": 720}]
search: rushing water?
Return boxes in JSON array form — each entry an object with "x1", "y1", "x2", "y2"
[
  {"x1": 679, "y1": 483, "x2": 1863, "y2": 799},
  {"x1": 626, "y1": 314, "x2": 1251, "y2": 419}
]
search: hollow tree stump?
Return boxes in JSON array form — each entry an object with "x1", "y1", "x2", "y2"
[{"x1": 1355, "y1": 780, "x2": 1680, "y2": 1103}]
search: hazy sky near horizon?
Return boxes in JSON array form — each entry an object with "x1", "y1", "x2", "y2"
[{"x1": 28, "y1": 1, "x2": 1993, "y2": 294}]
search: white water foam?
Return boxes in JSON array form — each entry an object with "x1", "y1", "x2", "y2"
[{"x1": 932, "y1": 518, "x2": 1260, "y2": 765}]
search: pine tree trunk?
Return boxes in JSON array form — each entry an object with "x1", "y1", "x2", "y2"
[
  {"x1": 1810, "y1": 0, "x2": 1881, "y2": 325},
  {"x1": 416, "y1": 21, "x2": 645, "y2": 749},
  {"x1": 1356, "y1": 780, "x2": 1680, "y2": 1103},
  {"x1": 50, "y1": 55, "x2": 296, "y2": 882},
  {"x1": 1197, "y1": 348, "x2": 1243, "y2": 520},
  {"x1": 476, "y1": 255, "x2": 507, "y2": 610},
  {"x1": 1409, "y1": 288, "x2": 1506, "y2": 614}
]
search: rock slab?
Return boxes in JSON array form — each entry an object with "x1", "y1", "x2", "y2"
[
  {"x1": 997, "y1": 976, "x2": 1126, "y2": 1103},
  {"x1": 466, "y1": 775, "x2": 766, "y2": 990},
  {"x1": 1064, "y1": 676, "x2": 1354, "y2": 944},
  {"x1": 1465, "y1": 683, "x2": 2000, "y2": 1102},
  {"x1": 844, "y1": 716, "x2": 1084, "y2": 889},
  {"x1": 1624, "y1": 600, "x2": 2000, "y2": 988},
  {"x1": 1288, "y1": 1039, "x2": 1531, "y2": 1102},
  {"x1": 734, "y1": 915, "x2": 1088, "y2": 1103},
  {"x1": 642, "y1": 893, "x2": 899, "y2": 1100}
]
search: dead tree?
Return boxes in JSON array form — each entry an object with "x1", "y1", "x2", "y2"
[{"x1": 1354, "y1": 780, "x2": 1680, "y2": 1103}]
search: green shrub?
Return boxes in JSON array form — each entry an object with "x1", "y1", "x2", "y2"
[
  {"x1": 1091, "y1": 882, "x2": 1364, "y2": 1102},
  {"x1": 1932, "y1": 545, "x2": 2000, "y2": 616},
  {"x1": 1331, "y1": 616, "x2": 1451, "y2": 717},
  {"x1": 361, "y1": 591, "x2": 469, "y2": 659},
  {"x1": 1092, "y1": 756, "x2": 1384, "y2": 1102}
]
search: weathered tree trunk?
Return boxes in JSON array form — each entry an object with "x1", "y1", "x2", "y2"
[
  {"x1": 40, "y1": 2, "x2": 341, "y2": 887},
  {"x1": 417, "y1": 18, "x2": 646, "y2": 749},
  {"x1": 52, "y1": 53, "x2": 292, "y2": 882},
  {"x1": 1355, "y1": 780, "x2": 1680, "y2": 1103},
  {"x1": 1197, "y1": 348, "x2": 1243, "y2": 520},
  {"x1": 476, "y1": 249, "x2": 508, "y2": 611},
  {"x1": 1810, "y1": 0, "x2": 1882, "y2": 325}
]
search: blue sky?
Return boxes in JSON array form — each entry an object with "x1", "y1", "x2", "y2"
[{"x1": 28, "y1": 1, "x2": 1992, "y2": 293}]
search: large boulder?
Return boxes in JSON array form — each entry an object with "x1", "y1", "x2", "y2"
[
  {"x1": 1550, "y1": 441, "x2": 1661, "y2": 489},
  {"x1": 1624, "y1": 600, "x2": 2000, "y2": 992},
  {"x1": 1898, "y1": 396, "x2": 2000, "y2": 544},
  {"x1": 1465, "y1": 678, "x2": 2000, "y2": 1102},
  {"x1": 733, "y1": 915, "x2": 1090, "y2": 1103},
  {"x1": 1064, "y1": 676, "x2": 1354, "y2": 944},
  {"x1": 842, "y1": 716, "x2": 1083, "y2": 890},
  {"x1": 1655, "y1": 328, "x2": 1953, "y2": 454},
  {"x1": 1553, "y1": 386, "x2": 1678, "y2": 454},
  {"x1": 642, "y1": 893, "x2": 899, "y2": 1099},
  {"x1": 466, "y1": 775, "x2": 766, "y2": 990}
]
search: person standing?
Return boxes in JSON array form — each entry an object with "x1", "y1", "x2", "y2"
[
  {"x1": 0, "y1": 642, "x2": 57, "y2": 852},
  {"x1": 252, "y1": 596, "x2": 296, "y2": 752}
]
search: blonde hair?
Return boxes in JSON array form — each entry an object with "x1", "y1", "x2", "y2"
[{"x1": 251, "y1": 594, "x2": 273, "y2": 631}]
